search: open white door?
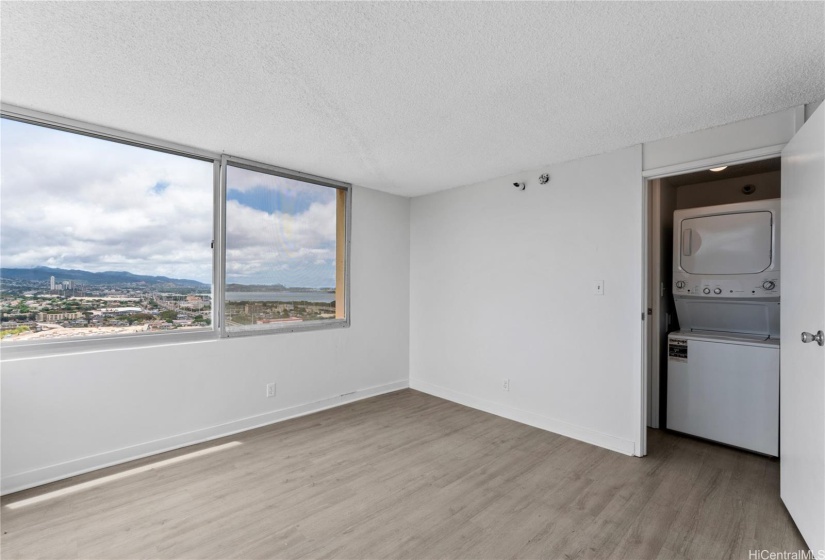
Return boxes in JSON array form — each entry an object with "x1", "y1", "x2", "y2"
[{"x1": 780, "y1": 103, "x2": 825, "y2": 554}]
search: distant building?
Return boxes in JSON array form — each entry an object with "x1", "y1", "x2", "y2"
[
  {"x1": 36, "y1": 312, "x2": 82, "y2": 322},
  {"x1": 50, "y1": 276, "x2": 55, "y2": 290},
  {"x1": 99, "y1": 307, "x2": 142, "y2": 316}
]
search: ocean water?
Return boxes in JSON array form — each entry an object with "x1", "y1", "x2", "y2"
[{"x1": 225, "y1": 291, "x2": 335, "y2": 303}]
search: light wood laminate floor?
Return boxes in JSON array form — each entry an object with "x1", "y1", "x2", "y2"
[{"x1": 1, "y1": 389, "x2": 806, "y2": 559}]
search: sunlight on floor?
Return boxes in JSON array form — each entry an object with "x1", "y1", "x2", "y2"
[{"x1": 5, "y1": 441, "x2": 242, "y2": 509}]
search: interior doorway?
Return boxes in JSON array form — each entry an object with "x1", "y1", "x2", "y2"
[{"x1": 644, "y1": 157, "x2": 781, "y2": 445}]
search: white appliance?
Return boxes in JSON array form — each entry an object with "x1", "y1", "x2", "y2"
[
  {"x1": 668, "y1": 199, "x2": 781, "y2": 455},
  {"x1": 672, "y1": 199, "x2": 780, "y2": 336},
  {"x1": 667, "y1": 331, "x2": 779, "y2": 456}
]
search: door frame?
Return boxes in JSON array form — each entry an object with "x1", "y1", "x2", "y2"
[{"x1": 638, "y1": 146, "x2": 786, "y2": 456}]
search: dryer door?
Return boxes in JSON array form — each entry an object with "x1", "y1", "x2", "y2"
[{"x1": 679, "y1": 211, "x2": 773, "y2": 274}]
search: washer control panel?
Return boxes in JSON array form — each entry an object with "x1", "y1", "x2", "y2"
[{"x1": 672, "y1": 275, "x2": 780, "y2": 298}]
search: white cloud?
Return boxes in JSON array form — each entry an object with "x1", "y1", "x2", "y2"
[
  {"x1": 1, "y1": 118, "x2": 340, "y2": 287},
  {"x1": 225, "y1": 199, "x2": 337, "y2": 287},
  {"x1": 226, "y1": 165, "x2": 332, "y2": 199},
  {"x1": 1, "y1": 119, "x2": 213, "y2": 283}
]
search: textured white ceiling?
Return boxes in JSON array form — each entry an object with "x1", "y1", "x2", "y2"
[{"x1": 1, "y1": 2, "x2": 823, "y2": 197}]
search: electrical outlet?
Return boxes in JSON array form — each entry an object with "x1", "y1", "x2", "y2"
[
  {"x1": 502, "y1": 378, "x2": 510, "y2": 391},
  {"x1": 593, "y1": 280, "x2": 604, "y2": 295},
  {"x1": 266, "y1": 383, "x2": 276, "y2": 398}
]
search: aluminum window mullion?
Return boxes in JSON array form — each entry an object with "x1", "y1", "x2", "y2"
[
  {"x1": 212, "y1": 159, "x2": 223, "y2": 339},
  {"x1": 345, "y1": 184, "x2": 352, "y2": 326},
  {"x1": 218, "y1": 156, "x2": 229, "y2": 339},
  {"x1": 223, "y1": 155, "x2": 350, "y2": 191},
  {"x1": 0, "y1": 103, "x2": 221, "y2": 162}
]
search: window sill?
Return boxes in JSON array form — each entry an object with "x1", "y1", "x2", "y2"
[
  {"x1": 0, "y1": 329, "x2": 217, "y2": 362},
  {"x1": 0, "y1": 318, "x2": 351, "y2": 362},
  {"x1": 224, "y1": 318, "x2": 350, "y2": 338}
]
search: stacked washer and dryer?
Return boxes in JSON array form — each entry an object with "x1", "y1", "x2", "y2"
[{"x1": 667, "y1": 199, "x2": 780, "y2": 456}]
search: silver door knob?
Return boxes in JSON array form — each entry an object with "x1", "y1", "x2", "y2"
[{"x1": 801, "y1": 331, "x2": 824, "y2": 346}]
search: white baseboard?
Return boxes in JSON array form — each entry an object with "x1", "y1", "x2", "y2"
[
  {"x1": 410, "y1": 378, "x2": 636, "y2": 456},
  {"x1": 1, "y1": 379, "x2": 409, "y2": 495}
]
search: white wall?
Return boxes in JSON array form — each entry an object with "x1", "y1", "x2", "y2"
[
  {"x1": 0, "y1": 185, "x2": 411, "y2": 494},
  {"x1": 4, "y1": 106, "x2": 810, "y2": 493},
  {"x1": 409, "y1": 145, "x2": 644, "y2": 455},
  {"x1": 805, "y1": 99, "x2": 824, "y2": 121}
]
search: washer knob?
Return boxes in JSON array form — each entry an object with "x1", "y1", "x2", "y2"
[
  {"x1": 703, "y1": 287, "x2": 711, "y2": 294},
  {"x1": 714, "y1": 288, "x2": 722, "y2": 294},
  {"x1": 762, "y1": 280, "x2": 776, "y2": 290},
  {"x1": 675, "y1": 281, "x2": 685, "y2": 289}
]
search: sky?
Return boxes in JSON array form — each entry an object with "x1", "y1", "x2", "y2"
[
  {"x1": 225, "y1": 166, "x2": 337, "y2": 288},
  {"x1": 0, "y1": 118, "x2": 338, "y2": 288}
]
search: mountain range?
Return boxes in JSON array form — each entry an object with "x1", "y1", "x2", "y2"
[
  {"x1": 0, "y1": 266, "x2": 209, "y2": 288},
  {"x1": 225, "y1": 283, "x2": 333, "y2": 293}
]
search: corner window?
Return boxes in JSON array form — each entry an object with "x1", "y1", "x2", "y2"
[
  {"x1": 0, "y1": 108, "x2": 351, "y2": 355},
  {"x1": 222, "y1": 161, "x2": 348, "y2": 334},
  {"x1": 0, "y1": 117, "x2": 213, "y2": 344}
]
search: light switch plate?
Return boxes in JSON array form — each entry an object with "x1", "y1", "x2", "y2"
[{"x1": 593, "y1": 280, "x2": 604, "y2": 295}]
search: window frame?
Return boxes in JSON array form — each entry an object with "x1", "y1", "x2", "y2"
[
  {"x1": 0, "y1": 104, "x2": 351, "y2": 361},
  {"x1": 219, "y1": 155, "x2": 351, "y2": 338}
]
